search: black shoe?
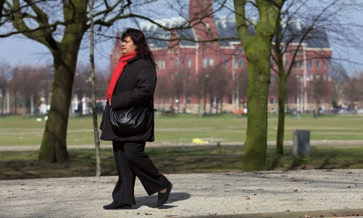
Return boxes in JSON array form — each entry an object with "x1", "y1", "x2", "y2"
[
  {"x1": 103, "y1": 201, "x2": 131, "y2": 210},
  {"x1": 157, "y1": 182, "x2": 173, "y2": 207}
]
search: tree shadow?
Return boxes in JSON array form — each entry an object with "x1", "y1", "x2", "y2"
[{"x1": 267, "y1": 151, "x2": 343, "y2": 171}]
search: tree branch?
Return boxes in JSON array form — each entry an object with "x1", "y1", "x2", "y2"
[{"x1": 234, "y1": 0, "x2": 252, "y2": 46}]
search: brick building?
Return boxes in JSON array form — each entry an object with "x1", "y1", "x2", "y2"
[{"x1": 110, "y1": 0, "x2": 332, "y2": 114}]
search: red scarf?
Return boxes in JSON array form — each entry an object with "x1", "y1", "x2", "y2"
[{"x1": 106, "y1": 51, "x2": 137, "y2": 101}]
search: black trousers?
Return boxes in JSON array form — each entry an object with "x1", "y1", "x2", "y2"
[{"x1": 111, "y1": 141, "x2": 170, "y2": 205}]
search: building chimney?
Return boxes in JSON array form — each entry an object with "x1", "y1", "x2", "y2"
[
  {"x1": 189, "y1": 0, "x2": 214, "y2": 21},
  {"x1": 188, "y1": 0, "x2": 218, "y2": 42}
]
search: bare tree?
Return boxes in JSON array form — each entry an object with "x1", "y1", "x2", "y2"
[
  {"x1": 154, "y1": 76, "x2": 173, "y2": 111},
  {"x1": 87, "y1": 0, "x2": 101, "y2": 177},
  {"x1": 0, "y1": 0, "x2": 5, "y2": 21},
  {"x1": 1, "y1": 0, "x2": 228, "y2": 162},
  {"x1": 9, "y1": 65, "x2": 48, "y2": 114},
  {"x1": 285, "y1": 73, "x2": 299, "y2": 109},
  {"x1": 330, "y1": 62, "x2": 348, "y2": 108},
  {"x1": 0, "y1": 63, "x2": 10, "y2": 115},
  {"x1": 207, "y1": 64, "x2": 229, "y2": 114},
  {"x1": 73, "y1": 66, "x2": 91, "y2": 115},
  {"x1": 340, "y1": 72, "x2": 363, "y2": 110},
  {"x1": 1, "y1": 0, "x2": 203, "y2": 163},
  {"x1": 234, "y1": 0, "x2": 285, "y2": 171},
  {"x1": 197, "y1": 69, "x2": 210, "y2": 114},
  {"x1": 181, "y1": 65, "x2": 193, "y2": 114},
  {"x1": 0, "y1": 76, "x2": 7, "y2": 115},
  {"x1": 17, "y1": 67, "x2": 33, "y2": 114},
  {"x1": 308, "y1": 74, "x2": 332, "y2": 113},
  {"x1": 357, "y1": 73, "x2": 363, "y2": 106},
  {"x1": 237, "y1": 67, "x2": 248, "y2": 111},
  {"x1": 171, "y1": 68, "x2": 183, "y2": 113},
  {"x1": 271, "y1": 0, "x2": 363, "y2": 155}
]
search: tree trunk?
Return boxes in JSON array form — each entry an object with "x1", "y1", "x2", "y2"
[
  {"x1": 1, "y1": 89, "x2": 5, "y2": 115},
  {"x1": 88, "y1": 0, "x2": 101, "y2": 177},
  {"x1": 243, "y1": 39, "x2": 271, "y2": 171},
  {"x1": 276, "y1": 72, "x2": 287, "y2": 155},
  {"x1": 38, "y1": 53, "x2": 77, "y2": 163},
  {"x1": 36, "y1": 0, "x2": 87, "y2": 163},
  {"x1": 14, "y1": 92, "x2": 18, "y2": 114},
  {"x1": 234, "y1": 0, "x2": 284, "y2": 171}
]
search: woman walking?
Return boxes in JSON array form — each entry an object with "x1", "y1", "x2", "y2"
[{"x1": 100, "y1": 28, "x2": 172, "y2": 210}]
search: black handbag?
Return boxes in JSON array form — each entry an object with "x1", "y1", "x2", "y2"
[{"x1": 109, "y1": 106, "x2": 150, "y2": 135}]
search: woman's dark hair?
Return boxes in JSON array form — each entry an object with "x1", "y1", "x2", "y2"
[{"x1": 122, "y1": 28, "x2": 156, "y2": 67}]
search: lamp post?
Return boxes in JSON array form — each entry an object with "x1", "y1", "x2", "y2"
[
  {"x1": 232, "y1": 55, "x2": 237, "y2": 108},
  {"x1": 296, "y1": 75, "x2": 303, "y2": 113},
  {"x1": 300, "y1": 75, "x2": 304, "y2": 113},
  {"x1": 202, "y1": 73, "x2": 209, "y2": 114},
  {"x1": 0, "y1": 90, "x2": 2, "y2": 115}
]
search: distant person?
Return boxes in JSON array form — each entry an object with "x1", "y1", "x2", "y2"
[
  {"x1": 313, "y1": 109, "x2": 318, "y2": 118},
  {"x1": 100, "y1": 28, "x2": 172, "y2": 210}
]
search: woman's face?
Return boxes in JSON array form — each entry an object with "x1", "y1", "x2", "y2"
[{"x1": 121, "y1": 36, "x2": 137, "y2": 55}]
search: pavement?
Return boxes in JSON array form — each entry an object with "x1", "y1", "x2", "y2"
[
  {"x1": 1, "y1": 169, "x2": 363, "y2": 218},
  {"x1": 1, "y1": 142, "x2": 363, "y2": 218}
]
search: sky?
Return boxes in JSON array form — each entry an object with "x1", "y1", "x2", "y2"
[
  {"x1": 0, "y1": 0, "x2": 183, "y2": 72},
  {"x1": 1, "y1": 0, "x2": 363, "y2": 75},
  {"x1": 0, "y1": 36, "x2": 52, "y2": 66},
  {"x1": 0, "y1": 35, "x2": 114, "y2": 72}
]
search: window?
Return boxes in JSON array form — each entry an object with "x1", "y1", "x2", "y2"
[
  {"x1": 176, "y1": 57, "x2": 179, "y2": 68},
  {"x1": 240, "y1": 58, "x2": 244, "y2": 68},
  {"x1": 293, "y1": 61, "x2": 298, "y2": 69},
  {"x1": 224, "y1": 57, "x2": 229, "y2": 68},
  {"x1": 187, "y1": 57, "x2": 191, "y2": 69},
  {"x1": 285, "y1": 59, "x2": 289, "y2": 67},
  {"x1": 158, "y1": 60, "x2": 165, "y2": 69},
  {"x1": 203, "y1": 58, "x2": 208, "y2": 68},
  {"x1": 233, "y1": 58, "x2": 238, "y2": 69},
  {"x1": 209, "y1": 58, "x2": 214, "y2": 67},
  {"x1": 157, "y1": 60, "x2": 165, "y2": 69},
  {"x1": 316, "y1": 60, "x2": 320, "y2": 68}
]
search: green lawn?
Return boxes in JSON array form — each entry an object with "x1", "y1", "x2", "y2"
[
  {"x1": 0, "y1": 113, "x2": 363, "y2": 147},
  {"x1": 1, "y1": 113, "x2": 363, "y2": 179}
]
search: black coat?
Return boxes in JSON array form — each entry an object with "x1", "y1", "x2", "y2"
[{"x1": 100, "y1": 56, "x2": 156, "y2": 142}]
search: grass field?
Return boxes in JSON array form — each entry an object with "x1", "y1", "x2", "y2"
[
  {"x1": 0, "y1": 113, "x2": 363, "y2": 147},
  {"x1": 1, "y1": 113, "x2": 363, "y2": 179}
]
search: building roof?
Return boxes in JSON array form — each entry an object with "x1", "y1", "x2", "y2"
[
  {"x1": 140, "y1": 17, "x2": 196, "y2": 48},
  {"x1": 140, "y1": 17, "x2": 331, "y2": 49},
  {"x1": 281, "y1": 19, "x2": 331, "y2": 48},
  {"x1": 215, "y1": 17, "x2": 239, "y2": 47},
  {"x1": 305, "y1": 27, "x2": 331, "y2": 48}
]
